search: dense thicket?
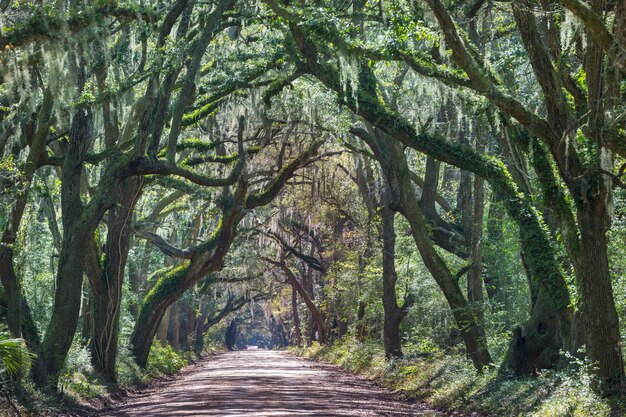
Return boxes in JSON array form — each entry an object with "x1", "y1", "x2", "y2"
[{"x1": 0, "y1": 0, "x2": 624, "y2": 407}]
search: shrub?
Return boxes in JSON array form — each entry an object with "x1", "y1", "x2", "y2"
[
  {"x1": 147, "y1": 341, "x2": 187, "y2": 375},
  {"x1": 116, "y1": 344, "x2": 149, "y2": 387},
  {"x1": 59, "y1": 343, "x2": 107, "y2": 399},
  {"x1": 293, "y1": 337, "x2": 625, "y2": 417}
]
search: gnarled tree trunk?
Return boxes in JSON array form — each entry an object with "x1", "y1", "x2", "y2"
[
  {"x1": 33, "y1": 93, "x2": 95, "y2": 388},
  {"x1": 380, "y1": 200, "x2": 408, "y2": 359},
  {"x1": 292, "y1": 286, "x2": 303, "y2": 347},
  {"x1": 576, "y1": 187, "x2": 624, "y2": 393},
  {"x1": 89, "y1": 177, "x2": 142, "y2": 382},
  {"x1": 355, "y1": 126, "x2": 492, "y2": 370}
]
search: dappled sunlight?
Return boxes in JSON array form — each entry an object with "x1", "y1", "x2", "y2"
[
  {"x1": 2, "y1": 1, "x2": 625, "y2": 415},
  {"x1": 100, "y1": 350, "x2": 440, "y2": 417}
]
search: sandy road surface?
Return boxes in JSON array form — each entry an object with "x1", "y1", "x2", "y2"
[{"x1": 96, "y1": 350, "x2": 441, "y2": 417}]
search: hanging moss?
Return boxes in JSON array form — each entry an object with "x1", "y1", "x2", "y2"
[
  {"x1": 0, "y1": 3, "x2": 154, "y2": 50},
  {"x1": 182, "y1": 147, "x2": 260, "y2": 167},
  {"x1": 306, "y1": 57, "x2": 570, "y2": 311}
]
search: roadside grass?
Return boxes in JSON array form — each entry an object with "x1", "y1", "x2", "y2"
[
  {"x1": 290, "y1": 337, "x2": 626, "y2": 417},
  {"x1": 4, "y1": 341, "x2": 224, "y2": 416}
]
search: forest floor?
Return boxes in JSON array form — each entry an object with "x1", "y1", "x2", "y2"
[
  {"x1": 290, "y1": 339, "x2": 626, "y2": 417},
  {"x1": 88, "y1": 349, "x2": 442, "y2": 417}
]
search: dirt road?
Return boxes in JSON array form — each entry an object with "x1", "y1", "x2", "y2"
[{"x1": 96, "y1": 350, "x2": 441, "y2": 416}]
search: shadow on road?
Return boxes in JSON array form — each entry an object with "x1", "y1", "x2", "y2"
[{"x1": 98, "y1": 350, "x2": 441, "y2": 417}]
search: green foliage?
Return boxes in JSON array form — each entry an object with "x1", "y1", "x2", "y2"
[
  {"x1": 115, "y1": 344, "x2": 150, "y2": 387},
  {"x1": 293, "y1": 338, "x2": 621, "y2": 417},
  {"x1": 403, "y1": 336, "x2": 440, "y2": 356},
  {"x1": 147, "y1": 341, "x2": 187, "y2": 375},
  {"x1": 609, "y1": 188, "x2": 626, "y2": 359},
  {"x1": 0, "y1": 325, "x2": 33, "y2": 376},
  {"x1": 2, "y1": 0, "x2": 626, "y2": 412},
  {"x1": 16, "y1": 192, "x2": 57, "y2": 330},
  {"x1": 59, "y1": 343, "x2": 107, "y2": 399}
]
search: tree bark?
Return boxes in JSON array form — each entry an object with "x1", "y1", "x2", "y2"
[
  {"x1": 291, "y1": 286, "x2": 303, "y2": 347},
  {"x1": 467, "y1": 131, "x2": 486, "y2": 334},
  {"x1": 483, "y1": 197, "x2": 505, "y2": 305},
  {"x1": 90, "y1": 177, "x2": 142, "y2": 382},
  {"x1": 278, "y1": 262, "x2": 326, "y2": 345},
  {"x1": 380, "y1": 199, "x2": 406, "y2": 358},
  {"x1": 314, "y1": 55, "x2": 568, "y2": 373},
  {"x1": 194, "y1": 296, "x2": 210, "y2": 353},
  {"x1": 132, "y1": 264, "x2": 190, "y2": 366},
  {"x1": 0, "y1": 89, "x2": 52, "y2": 341},
  {"x1": 130, "y1": 138, "x2": 320, "y2": 366},
  {"x1": 422, "y1": 154, "x2": 466, "y2": 257},
  {"x1": 80, "y1": 283, "x2": 93, "y2": 344},
  {"x1": 168, "y1": 301, "x2": 180, "y2": 350},
  {"x1": 130, "y1": 194, "x2": 246, "y2": 366},
  {"x1": 33, "y1": 95, "x2": 95, "y2": 388},
  {"x1": 355, "y1": 126, "x2": 492, "y2": 370},
  {"x1": 577, "y1": 190, "x2": 624, "y2": 394}
]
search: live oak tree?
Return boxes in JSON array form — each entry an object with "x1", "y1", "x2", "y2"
[
  {"x1": 0, "y1": 0, "x2": 322, "y2": 387},
  {"x1": 260, "y1": 0, "x2": 625, "y2": 394},
  {"x1": 1, "y1": 0, "x2": 626, "y2": 400}
]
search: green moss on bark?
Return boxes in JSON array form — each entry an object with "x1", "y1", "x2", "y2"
[{"x1": 139, "y1": 263, "x2": 190, "y2": 317}]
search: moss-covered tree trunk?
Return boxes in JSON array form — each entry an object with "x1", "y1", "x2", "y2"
[
  {"x1": 89, "y1": 177, "x2": 142, "y2": 382},
  {"x1": 576, "y1": 181, "x2": 624, "y2": 393},
  {"x1": 352, "y1": 150, "x2": 409, "y2": 358},
  {"x1": 0, "y1": 89, "x2": 52, "y2": 346},
  {"x1": 131, "y1": 262, "x2": 194, "y2": 366},
  {"x1": 130, "y1": 139, "x2": 320, "y2": 366},
  {"x1": 380, "y1": 199, "x2": 406, "y2": 359},
  {"x1": 288, "y1": 33, "x2": 568, "y2": 370},
  {"x1": 292, "y1": 286, "x2": 303, "y2": 347},
  {"x1": 360, "y1": 65, "x2": 568, "y2": 374},
  {"x1": 468, "y1": 131, "x2": 487, "y2": 335},
  {"x1": 353, "y1": 126, "x2": 491, "y2": 370},
  {"x1": 33, "y1": 93, "x2": 95, "y2": 388},
  {"x1": 513, "y1": 0, "x2": 623, "y2": 389},
  {"x1": 130, "y1": 187, "x2": 246, "y2": 366}
]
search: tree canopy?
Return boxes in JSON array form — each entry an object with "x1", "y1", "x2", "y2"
[{"x1": 0, "y1": 0, "x2": 625, "y2": 413}]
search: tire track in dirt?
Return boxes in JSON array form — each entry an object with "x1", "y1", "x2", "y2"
[{"x1": 96, "y1": 350, "x2": 442, "y2": 416}]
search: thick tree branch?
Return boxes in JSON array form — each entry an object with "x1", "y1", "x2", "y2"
[
  {"x1": 422, "y1": 0, "x2": 556, "y2": 144},
  {"x1": 558, "y1": 0, "x2": 616, "y2": 64},
  {"x1": 262, "y1": 230, "x2": 326, "y2": 272},
  {"x1": 0, "y1": 4, "x2": 156, "y2": 52},
  {"x1": 511, "y1": 1, "x2": 570, "y2": 136},
  {"x1": 134, "y1": 229, "x2": 195, "y2": 259},
  {"x1": 244, "y1": 140, "x2": 323, "y2": 209},
  {"x1": 165, "y1": 0, "x2": 237, "y2": 162}
]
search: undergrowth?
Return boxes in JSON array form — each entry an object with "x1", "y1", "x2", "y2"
[
  {"x1": 291, "y1": 337, "x2": 626, "y2": 417},
  {"x1": 3, "y1": 340, "x2": 224, "y2": 416}
]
